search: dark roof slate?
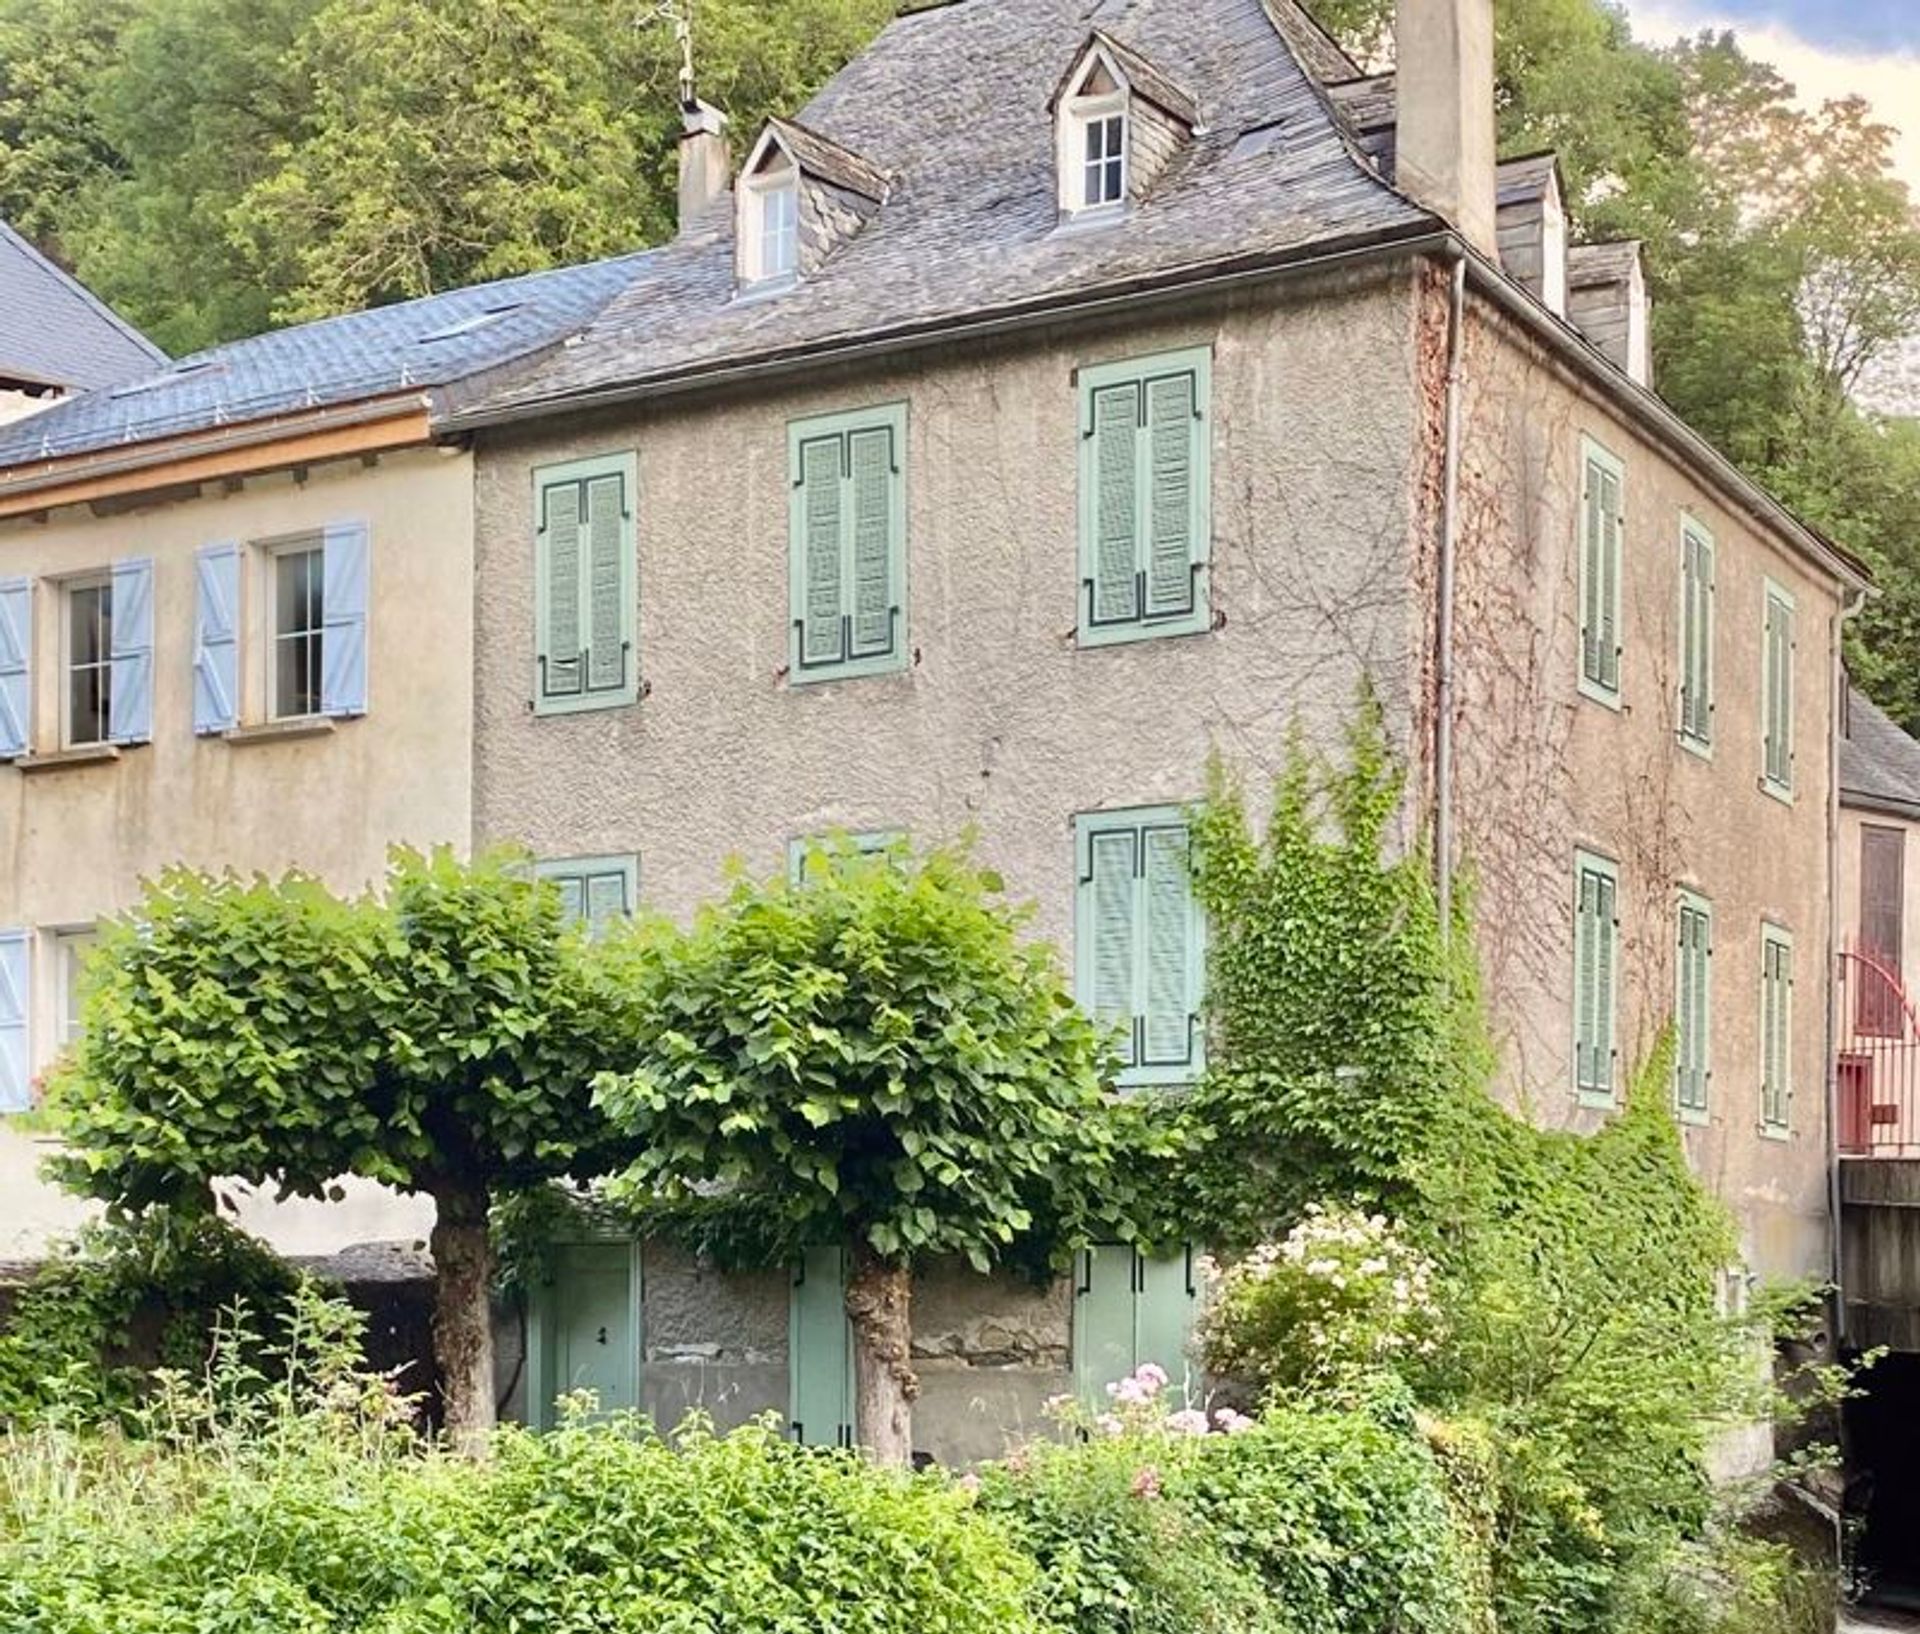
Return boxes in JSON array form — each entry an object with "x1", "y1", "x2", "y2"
[
  {"x1": 765, "y1": 117, "x2": 891, "y2": 203},
  {"x1": 0, "y1": 221, "x2": 165, "y2": 392},
  {"x1": 450, "y1": 0, "x2": 1428, "y2": 424},
  {"x1": 0, "y1": 251, "x2": 652, "y2": 468},
  {"x1": 1050, "y1": 31, "x2": 1202, "y2": 128},
  {"x1": 1843, "y1": 687, "x2": 1920, "y2": 819}
]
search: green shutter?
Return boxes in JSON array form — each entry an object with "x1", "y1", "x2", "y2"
[
  {"x1": 1574, "y1": 854, "x2": 1619, "y2": 1103},
  {"x1": 789, "y1": 405, "x2": 908, "y2": 682},
  {"x1": 1137, "y1": 1251, "x2": 1199, "y2": 1407},
  {"x1": 1078, "y1": 348, "x2": 1211, "y2": 646},
  {"x1": 1764, "y1": 587, "x2": 1794, "y2": 792},
  {"x1": 789, "y1": 1246, "x2": 854, "y2": 1448},
  {"x1": 1675, "y1": 895, "x2": 1712, "y2": 1118},
  {"x1": 526, "y1": 1241, "x2": 641, "y2": 1430},
  {"x1": 1598, "y1": 466, "x2": 1622, "y2": 692},
  {"x1": 1140, "y1": 824, "x2": 1195, "y2": 1071},
  {"x1": 1762, "y1": 930, "x2": 1792, "y2": 1130},
  {"x1": 1679, "y1": 522, "x2": 1714, "y2": 747},
  {"x1": 537, "y1": 856, "x2": 638, "y2": 937},
  {"x1": 534, "y1": 453, "x2": 638, "y2": 715},
  {"x1": 1073, "y1": 1245, "x2": 1139, "y2": 1411},
  {"x1": 1086, "y1": 828, "x2": 1138, "y2": 1070},
  {"x1": 1578, "y1": 443, "x2": 1624, "y2": 701}
]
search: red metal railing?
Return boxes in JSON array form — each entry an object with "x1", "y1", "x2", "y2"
[{"x1": 1836, "y1": 943, "x2": 1920, "y2": 1157}]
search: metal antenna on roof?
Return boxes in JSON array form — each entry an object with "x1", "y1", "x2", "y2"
[{"x1": 653, "y1": 0, "x2": 696, "y2": 110}]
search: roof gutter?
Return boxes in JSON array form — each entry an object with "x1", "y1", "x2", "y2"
[{"x1": 443, "y1": 227, "x2": 1867, "y2": 595}]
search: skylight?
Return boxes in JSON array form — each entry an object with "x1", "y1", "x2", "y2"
[{"x1": 415, "y1": 304, "x2": 524, "y2": 344}]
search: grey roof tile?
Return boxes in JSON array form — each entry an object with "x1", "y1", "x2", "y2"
[
  {"x1": 451, "y1": 0, "x2": 1428, "y2": 423},
  {"x1": 0, "y1": 251, "x2": 652, "y2": 467},
  {"x1": 0, "y1": 220, "x2": 166, "y2": 392},
  {"x1": 766, "y1": 117, "x2": 891, "y2": 203},
  {"x1": 1843, "y1": 687, "x2": 1920, "y2": 819},
  {"x1": 1050, "y1": 31, "x2": 1202, "y2": 128}
]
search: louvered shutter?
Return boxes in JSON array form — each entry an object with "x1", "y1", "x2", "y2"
[
  {"x1": 540, "y1": 480, "x2": 585, "y2": 703},
  {"x1": 1576, "y1": 869, "x2": 1599, "y2": 1091},
  {"x1": 1073, "y1": 1245, "x2": 1138, "y2": 1411},
  {"x1": 1764, "y1": 595, "x2": 1794, "y2": 788},
  {"x1": 584, "y1": 475, "x2": 628, "y2": 697},
  {"x1": 1581, "y1": 468, "x2": 1603, "y2": 682},
  {"x1": 107, "y1": 556, "x2": 154, "y2": 745},
  {"x1": 1137, "y1": 1251, "x2": 1199, "y2": 1407},
  {"x1": 789, "y1": 1246, "x2": 853, "y2": 1448},
  {"x1": 1693, "y1": 911, "x2": 1712, "y2": 1104},
  {"x1": 0, "y1": 577, "x2": 32, "y2": 760},
  {"x1": 1595, "y1": 870, "x2": 1617, "y2": 1092},
  {"x1": 1143, "y1": 374, "x2": 1197, "y2": 620},
  {"x1": 320, "y1": 522, "x2": 369, "y2": 717},
  {"x1": 194, "y1": 545, "x2": 240, "y2": 734},
  {"x1": 1601, "y1": 468, "x2": 1622, "y2": 691},
  {"x1": 799, "y1": 436, "x2": 845, "y2": 668},
  {"x1": 848, "y1": 426, "x2": 897, "y2": 660},
  {"x1": 1140, "y1": 824, "x2": 1194, "y2": 1071},
  {"x1": 1086, "y1": 828, "x2": 1138, "y2": 1070},
  {"x1": 0, "y1": 929, "x2": 29, "y2": 1112},
  {"x1": 1089, "y1": 383, "x2": 1141, "y2": 627}
]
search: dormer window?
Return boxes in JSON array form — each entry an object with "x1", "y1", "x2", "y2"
[
  {"x1": 1051, "y1": 33, "x2": 1197, "y2": 222},
  {"x1": 743, "y1": 146, "x2": 799, "y2": 287}
]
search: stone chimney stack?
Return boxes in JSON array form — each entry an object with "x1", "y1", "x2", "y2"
[
  {"x1": 1394, "y1": 0, "x2": 1498, "y2": 259},
  {"x1": 677, "y1": 100, "x2": 730, "y2": 235}
]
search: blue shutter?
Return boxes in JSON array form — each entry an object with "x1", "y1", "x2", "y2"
[
  {"x1": 193, "y1": 545, "x2": 240, "y2": 735},
  {"x1": 108, "y1": 557, "x2": 154, "y2": 745},
  {"x1": 320, "y1": 522, "x2": 369, "y2": 718},
  {"x1": 0, "y1": 929, "x2": 29, "y2": 1112},
  {"x1": 0, "y1": 577, "x2": 32, "y2": 760}
]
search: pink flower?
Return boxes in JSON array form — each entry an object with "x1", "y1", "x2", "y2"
[
  {"x1": 1167, "y1": 1409, "x2": 1210, "y2": 1437},
  {"x1": 1134, "y1": 1363, "x2": 1170, "y2": 1393},
  {"x1": 1213, "y1": 1409, "x2": 1257, "y2": 1436},
  {"x1": 1130, "y1": 1465, "x2": 1162, "y2": 1499},
  {"x1": 1095, "y1": 1414, "x2": 1124, "y2": 1437},
  {"x1": 956, "y1": 1473, "x2": 982, "y2": 1496}
]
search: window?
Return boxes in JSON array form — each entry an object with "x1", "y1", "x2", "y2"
[
  {"x1": 62, "y1": 574, "x2": 113, "y2": 746},
  {"x1": 1084, "y1": 110, "x2": 1126, "y2": 207},
  {"x1": 1075, "y1": 807, "x2": 1204, "y2": 1089},
  {"x1": 1578, "y1": 440, "x2": 1624, "y2": 704},
  {"x1": 270, "y1": 545, "x2": 324, "y2": 720},
  {"x1": 789, "y1": 1245, "x2": 855, "y2": 1448},
  {"x1": 1760, "y1": 925, "x2": 1793, "y2": 1134},
  {"x1": 0, "y1": 577, "x2": 29, "y2": 761},
  {"x1": 534, "y1": 453, "x2": 638, "y2": 715},
  {"x1": 789, "y1": 404, "x2": 908, "y2": 683},
  {"x1": 1077, "y1": 347, "x2": 1211, "y2": 647},
  {"x1": 788, "y1": 829, "x2": 905, "y2": 884},
  {"x1": 536, "y1": 855, "x2": 637, "y2": 937},
  {"x1": 1678, "y1": 517, "x2": 1714, "y2": 751},
  {"x1": 1073, "y1": 1245, "x2": 1199, "y2": 1410},
  {"x1": 1058, "y1": 56, "x2": 1129, "y2": 217},
  {"x1": 0, "y1": 927, "x2": 27, "y2": 1113},
  {"x1": 55, "y1": 929, "x2": 97, "y2": 1050},
  {"x1": 1573, "y1": 850, "x2": 1619, "y2": 1104},
  {"x1": 1858, "y1": 825, "x2": 1906, "y2": 1036},
  {"x1": 1674, "y1": 891, "x2": 1711, "y2": 1122},
  {"x1": 742, "y1": 147, "x2": 800, "y2": 287},
  {"x1": 1762, "y1": 581, "x2": 1795, "y2": 797}
]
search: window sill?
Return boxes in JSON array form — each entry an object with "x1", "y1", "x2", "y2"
[
  {"x1": 1758, "y1": 777, "x2": 1794, "y2": 808},
  {"x1": 1677, "y1": 731, "x2": 1713, "y2": 762},
  {"x1": 1575, "y1": 1090, "x2": 1618, "y2": 1112},
  {"x1": 223, "y1": 716, "x2": 337, "y2": 746},
  {"x1": 1758, "y1": 1122, "x2": 1792, "y2": 1143},
  {"x1": 14, "y1": 743, "x2": 122, "y2": 774},
  {"x1": 1576, "y1": 677, "x2": 1623, "y2": 713},
  {"x1": 1076, "y1": 615, "x2": 1213, "y2": 651},
  {"x1": 1675, "y1": 1104, "x2": 1710, "y2": 1128}
]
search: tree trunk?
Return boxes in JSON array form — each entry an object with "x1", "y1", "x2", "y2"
[
  {"x1": 429, "y1": 1179, "x2": 496, "y2": 1457},
  {"x1": 845, "y1": 1243, "x2": 918, "y2": 1468}
]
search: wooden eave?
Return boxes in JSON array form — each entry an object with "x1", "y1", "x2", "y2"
[{"x1": 0, "y1": 393, "x2": 432, "y2": 521}]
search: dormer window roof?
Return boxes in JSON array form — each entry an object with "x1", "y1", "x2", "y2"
[
  {"x1": 736, "y1": 119, "x2": 889, "y2": 296},
  {"x1": 1050, "y1": 32, "x2": 1198, "y2": 220}
]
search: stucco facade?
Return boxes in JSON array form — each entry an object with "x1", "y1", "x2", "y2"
[{"x1": 0, "y1": 446, "x2": 471, "y2": 1257}]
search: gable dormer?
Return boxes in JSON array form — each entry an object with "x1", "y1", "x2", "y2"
[
  {"x1": 1049, "y1": 32, "x2": 1198, "y2": 220},
  {"x1": 735, "y1": 119, "x2": 888, "y2": 295}
]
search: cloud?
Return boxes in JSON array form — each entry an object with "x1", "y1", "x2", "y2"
[{"x1": 1629, "y1": 0, "x2": 1920, "y2": 191}]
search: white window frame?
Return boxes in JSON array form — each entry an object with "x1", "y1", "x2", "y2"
[
  {"x1": 1057, "y1": 51, "x2": 1131, "y2": 218},
  {"x1": 1761, "y1": 578, "x2": 1795, "y2": 803},
  {"x1": 265, "y1": 538, "x2": 326, "y2": 722},
  {"x1": 60, "y1": 571, "x2": 113, "y2": 749},
  {"x1": 740, "y1": 139, "x2": 800, "y2": 290}
]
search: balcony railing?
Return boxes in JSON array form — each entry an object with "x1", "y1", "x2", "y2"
[{"x1": 1836, "y1": 942, "x2": 1920, "y2": 1157}]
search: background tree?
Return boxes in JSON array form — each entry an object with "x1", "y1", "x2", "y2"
[
  {"x1": 595, "y1": 843, "x2": 1116, "y2": 1467},
  {"x1": 46, "y1": 848, "x2": 615, "y2": 1450}
]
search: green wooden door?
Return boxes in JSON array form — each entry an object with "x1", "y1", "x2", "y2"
[
  {"x1": 530, "y1": 1242, "x2": 640, "y2": 1429},
  {"x1": 789, "y1": 1245, "x2": 855, "y2": 1448}
]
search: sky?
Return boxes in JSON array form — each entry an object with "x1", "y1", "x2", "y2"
[{"x1": 1627, "y1": 0, "x2": 1920, "y2": 189}]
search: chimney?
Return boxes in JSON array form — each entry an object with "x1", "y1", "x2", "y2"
[
  {"x1": 1568, "y1": 243, "x2": 1653, "y2": 389},
  {"x1": 1393, "y1": 0, "x2": 1498, "y2": 259},
  {"x1": 677, "y1": 100, "x2": 730, "y2": 235}
]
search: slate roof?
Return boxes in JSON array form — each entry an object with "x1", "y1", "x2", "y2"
[
  {"x1": 0, "y1": 220, "x2": 165, "y2": 393},
  {"x1": 0, "y1": 251, "x2": 653, "y2": 468},
  {"x1": 766, "y1": 117, "x2": 891, "y2": 203},
  {"x1": 1050, "y1": 31, "x2": 1202, "y2": 128},
  {"x1": 446, "y1": 0, "x2": 1429, "y2": 425},
  {"x1": 1842, "y1": 687, "x2": 1920, "y2": 820}
]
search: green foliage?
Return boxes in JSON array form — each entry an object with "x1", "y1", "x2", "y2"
[
  {"x1": 1, "y1": 1296, "x2": 1047, "y2": 1634},
  {"x1": 46, "y1": 847, "x2": 614, "y2": 1212},
  {"x1": 595, "y1": 841, "x2": 1117, "y2": 1274},
  {"x1": 0, "y1": 1214, "x2": 304, "y2": 1427}
]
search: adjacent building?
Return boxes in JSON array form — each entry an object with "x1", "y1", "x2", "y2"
[
  {"x1": 0, "y1": 257, "x2": 642, "y2": 1257},
  {"x1": 437, "y1": 0, "x2": 1866, "y2": 1455},
  {"x1": 0, "y1": 220, "x2": 163, "y2": 423}
]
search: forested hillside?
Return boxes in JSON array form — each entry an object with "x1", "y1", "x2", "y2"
[{"x1": 2, "y1": 0, "x2": 1917, "y2": 720}]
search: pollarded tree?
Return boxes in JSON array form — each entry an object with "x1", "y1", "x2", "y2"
[
  {"x1": 595, "y1": 841, "x2": 1116, "y2": 1467},
  {"x1": 45, "y1": 847, "x2": 616, "y2": 1450}
]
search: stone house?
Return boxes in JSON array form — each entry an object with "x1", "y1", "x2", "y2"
[
  {"x1": 0, "y1": 220, "x2": 163, "y2": 425},
  {"x1": 440, "y1": 0, "x2": 1867, "y2": 1460},
  {"x1": 0, "y1": 257, "x2": 640, "y2": 1258}
]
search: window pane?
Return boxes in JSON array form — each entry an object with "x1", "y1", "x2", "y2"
[
  {"x1": 65, "y1": 582, "x2": 112, "y2": 745},
  {"x1": 273, "y1": 549, "x2": 324, "y2": 718}
]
